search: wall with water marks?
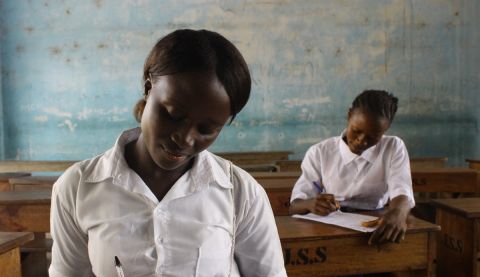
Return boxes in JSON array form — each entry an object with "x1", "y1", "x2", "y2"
[{"x1": 1, "y1": 0, "x2": 479, "y2": 165}]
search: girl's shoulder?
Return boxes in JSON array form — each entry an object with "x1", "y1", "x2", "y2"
[
  {"x1": 207, "y1": 151, "x2": 267, "y2": 200},
  {"x1": 52, "y1": 149, "x2": 113, "y2": 202},
  {"x1": 378, "y1": 135, "x2": 406, "y2": 148}
]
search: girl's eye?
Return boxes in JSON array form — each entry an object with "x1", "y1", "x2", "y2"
[
  {"x1": 198, "y1": 125, "x2": 220, "y2": 136},
  {"x1": 161, "y1": 107, "x2": 182, "y2": 121}
]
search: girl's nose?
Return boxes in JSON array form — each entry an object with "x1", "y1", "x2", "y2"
[
  {"x1": 171, "y1": 125, "x2": 195, "y2": 148},
  {"x1": 356, "y1": 134, "x2": 368, "y2": 146}
]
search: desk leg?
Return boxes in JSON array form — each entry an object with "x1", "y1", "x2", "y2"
[
  {"x1": 21, "y1": 232, "x2": 48, "y2": 277},
  {"x1": 475, "y1": 219, "x2": 479, "y2": 277},
  {"x1": 0, "y1": 247, "x2": 21, "y2": 277}
]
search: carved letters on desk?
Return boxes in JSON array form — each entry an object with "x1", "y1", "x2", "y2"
[
  {"x1": 442, "y1": 233, "x2": 463, "y2": 254},
  {"x1": 283, "y1": 246, "x2": 327, "y2": 266}
]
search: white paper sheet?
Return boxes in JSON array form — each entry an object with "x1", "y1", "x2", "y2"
[{"x1": 292, "y1": 211, "x2": 379, "y2": 232}]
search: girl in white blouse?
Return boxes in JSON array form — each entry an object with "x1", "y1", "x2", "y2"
[
  {"x1": 289, "y1": 90, "x2": 415, "y2": 245},
  {"x1": 49, "y1": 29, "x2": 286, "y2": 277}
]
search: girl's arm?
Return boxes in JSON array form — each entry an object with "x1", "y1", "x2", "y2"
[
  {"x1": 234, "y1": 186, "x2": 287, "y2": 277},
  {"x1": 49, "y1": 172, "x2": 92, "y2": 276},
  {"x1": 289, "y1": 194, "x2": 337, "y2": 216},
  {"x1": 368, "y1": 195, "x2": 410, "y2": 244}
]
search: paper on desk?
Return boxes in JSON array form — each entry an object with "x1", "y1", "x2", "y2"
[{"x1": 292, "y1": 211, "x2": 379, "y2": 233}]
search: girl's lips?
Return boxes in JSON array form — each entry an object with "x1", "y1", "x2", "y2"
[{"x1": 163, "y1": 148, "x2": 187, "y2": 161}]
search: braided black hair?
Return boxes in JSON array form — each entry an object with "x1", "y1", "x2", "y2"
[{"x1": 351, "y1": 90, "x2": 398, "y2": 123}]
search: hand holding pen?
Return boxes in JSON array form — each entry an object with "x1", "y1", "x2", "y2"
[{"x1": 311, "y1": 181, "x2": 341, "y2": 215}]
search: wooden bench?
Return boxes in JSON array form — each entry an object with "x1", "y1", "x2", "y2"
[
  {"x1": 466, "y1": 158, "x2": 480, "y2": 170},
  {"x1": 0, "y1": 232, "x2": 34, "y2": 277},
  {"x1": 215, "y1": 151, "x2": 292, "y2": 165},
  {"x1": 431, "y1": 198, "x2": 480, "y2": 277},
  {"x1": 276, "y1": 214, "x2": 440, "y2": 276}
]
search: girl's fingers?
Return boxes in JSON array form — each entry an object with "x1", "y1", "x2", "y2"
[
  {"x1": 393, "y1": 229, "x2": 403, "y2": 243},
  {"x1": 368, "y1": 224, "x2": 385, "y2": 245}
]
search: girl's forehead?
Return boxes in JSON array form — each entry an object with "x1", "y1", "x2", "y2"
[
  {"x1": 350, "y1": 108, "x2": 389, "y2": 130},
  {"x1": 151, "y1": 72, "x2": 231, "y2": 121}
]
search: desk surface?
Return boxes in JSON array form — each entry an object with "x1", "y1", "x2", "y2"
[
  {"x1": 0, "y1": 190, "x2": 52, "y2": 205},
  {"x1": 0, "y1": 232, "x2": 34, "y2": 254},
  {"x1": 276, "y1": 213, "x2": 440, "y2": 240},
  {"x1": 0, "y1": 172, "x2": 31, "y2": 182},
  {"x1": 465, "y1": 158, "x2": 480, "y2": 163},
  {"x1": 216, "y1": 150, "x2": 292, "y2": 157},
  {"x1": 8, "y1": 175, "x2": 59, "y2": 185},
  {"x1": 431, "y1": 197, "x2": 480, "y2": 218},
  {"x1": 0, "y1": 160, "x2": 76, "y2": 173}
]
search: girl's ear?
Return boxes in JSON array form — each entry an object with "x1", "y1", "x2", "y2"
[
  {"x1": 144, "y1": 79, "x2": 152, "y2": 97},
  {"x1": 347, "y1": 108, "x2": 353, "y2": 120}
]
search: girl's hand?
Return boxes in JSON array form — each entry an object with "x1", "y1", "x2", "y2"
[
  {"x1": 368, "y1": 195, "x2": 411, "y2": 245},
  {"x1": 308, "y1": 194, "x2": 338, "y2": 216},
  {"x1": 368, "y1": 208, "x2": 407, "y2": 244}
]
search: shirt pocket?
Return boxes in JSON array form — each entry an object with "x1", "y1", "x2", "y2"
[{"x1": 195, "y1": 224, "x2": 233, "y2": 277}]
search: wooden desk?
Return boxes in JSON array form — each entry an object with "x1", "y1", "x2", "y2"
[
  {"x1": 8, "y1": 176, "x2": 59, "y2": 191},
  {"x1": 0, "y1": 160, "x2": 76, "y2": 173},
  {"x1": 0, "y1": 173, "x2": 31, "y2": 191},
  {"x1": 237, "y1": 163, "x2": 279, "y2": 172},
  {"x1": 252, "y1": 172, "x2": 300, "y2": 215},
  {"x1": 0, "y1": 232, "x2": 34, "y2": 277},
  {"x1": 411, "y1": 168, "x2": 479, "y2": 194},
  {"x1": 466, "y1": 159, "x2": 480, "y2": 170},
  {"x1": 252, "y1": 169, "x2": 479, "y2": 216},
  {"x1": 410, "y1": 157, "x2": 448, "y2": 169},
  {"x1": 431, "y1": 198, "x2": 480, "y2": 277},
  {"x1": 0, "y1": 191, "x2": 51, "y2": 233},
  {"x1": 275, "y1": 160, "x2": 302, "y2": 172},
  {"x1": 276, "y1": 215, "x2": 439, "y2": 276},
  {"x1": 216, "y1": 151, "x2": 292, "y2": 165}
]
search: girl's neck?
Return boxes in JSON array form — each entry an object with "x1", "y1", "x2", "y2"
[{"x1": 124, "y1": 135, "x2": 193, "y2": 197}]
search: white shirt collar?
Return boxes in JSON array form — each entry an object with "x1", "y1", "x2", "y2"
[
  {"x1": 83, "y1": 128, "x2": 232, "y2": 201},
  {"x1": 338, "y1": 130, "x2": 379, "y2": 164}
]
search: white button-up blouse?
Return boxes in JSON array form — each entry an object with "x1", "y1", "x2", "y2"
[
  {"x1": 291, "y1": 132, "x2": 415, "y2": 210},
  {"x1": 49, "y1": 128, "x2": 286, "y2": 277}
]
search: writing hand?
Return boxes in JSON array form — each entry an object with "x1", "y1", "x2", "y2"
[{"x1": 309, "y1": 194, "x2": 338, "y2": 216}]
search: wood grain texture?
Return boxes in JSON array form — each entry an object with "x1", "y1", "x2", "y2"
[
  {"x1": 434, "y1": 198, "x2": 480, "y2": 277},
  {"x1": 276, "y1": 215, "x2": 439, "y2": 276}
]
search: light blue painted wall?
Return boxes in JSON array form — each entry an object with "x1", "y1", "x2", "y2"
[
  {"x1": 0, "y1": 0, "x2": 479, "y2": 165},
  {"x1": 0, "y1": 39, "x2": 3, "y2": 159}
]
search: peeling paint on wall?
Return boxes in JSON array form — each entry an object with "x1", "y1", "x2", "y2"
[{"x1": 0, "y1": 0, "x2": 479, "y2": 164}]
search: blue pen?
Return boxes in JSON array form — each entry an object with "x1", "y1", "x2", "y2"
[
  {"x1": 313, "y1": 181, "x2": 344, "y2": 210},
  {"x1": 312, "y1": 181, "x2": 325, "y2": 193}
]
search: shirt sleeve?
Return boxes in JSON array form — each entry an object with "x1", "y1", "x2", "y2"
[
  {"x1": 290, "y1": 145, "x2": 322, "y2": 202},
  {"x1": 387, "y1": 138, "x2": 415, "y2": 208},
  {"x1": 49, "y1": 172, "x2": 93, "y2": 277},
  {"x1": 233, "y1": 182, "x2": 287, "y2": 277}
]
